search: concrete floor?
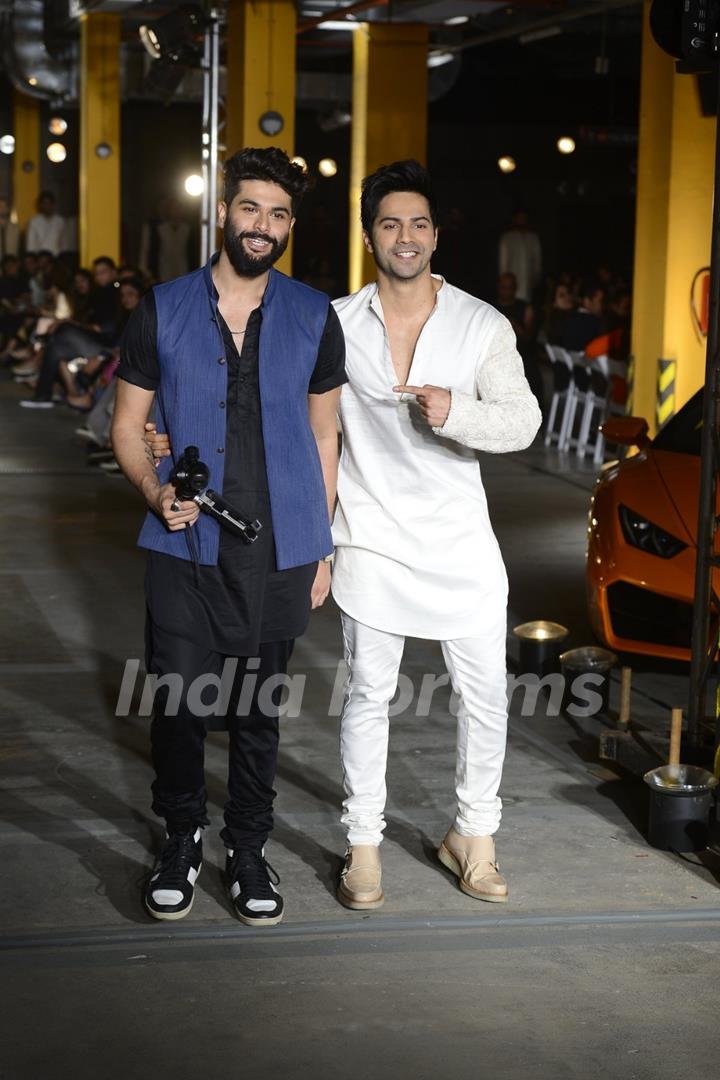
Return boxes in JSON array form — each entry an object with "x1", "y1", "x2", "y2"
[{"x1": 1, "y1": 378, "x2": 719, "y2": 1079}]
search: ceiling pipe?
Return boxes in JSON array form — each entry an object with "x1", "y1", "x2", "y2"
[
  {"x1": 0, "y1": 0, "x2": 74, "y2": 100},
  {"x1": 442, "y1": 0, "x2": 641, "y2": 54}
]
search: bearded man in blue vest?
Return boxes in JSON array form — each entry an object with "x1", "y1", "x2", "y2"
[{"x1": 112, "y1": 148, "x2": 346, "y2": 926}]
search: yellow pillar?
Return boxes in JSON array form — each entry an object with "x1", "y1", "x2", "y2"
[
  {"x1": 630, "y1": 0, "x2": 716, "y2": 432},
  {"x1": 349, "y1": 23, "x2": 429, "y2": 292},
  {"x1": 79, "y1": 13, "x2": 121, "y2": 265},
  {"x1": 12, "y1": 91, "x2": 40, "y2": 231},
  {"x1": 225, "y1": 0, "x2": 296, "y2": 274}
]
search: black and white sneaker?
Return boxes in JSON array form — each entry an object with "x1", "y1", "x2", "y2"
[
  {"x1": 144, "y1": 828, "x2": 203, "y2": 921},
  {"x1": 226, "y1": 848, "x2": 284, "y2": 926}
]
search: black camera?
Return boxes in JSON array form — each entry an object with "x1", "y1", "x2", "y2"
[{"x1": 171, "y1": 445, "x2": 262, "y2": 543}]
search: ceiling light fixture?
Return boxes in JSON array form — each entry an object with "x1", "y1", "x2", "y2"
[
  {"x1": 46, "y1": 143, "x2": 67, "y2": 164},
  {"x1": 318, "y1": 158, "x2": 338, "y2": 178},
  {"x1": 139, "y1": 5, "x2": 205, "y2": 64},
  {"x1": 427, "y1": 51, "x2": 454, "y2": 69},
  {"x1": 316, "y1": 20, "x2": 359, "y2": 31},
  {"x1": 184, "y1": 174, "x2": 204, "y2": 196},
  {"x1": 498, "y1": 156, "x2": 516, "y2": 174}
]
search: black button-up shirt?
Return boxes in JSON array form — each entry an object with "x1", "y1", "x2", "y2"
[{"x1": 119, "y1": 290, "x2": 346, "y2": 655}]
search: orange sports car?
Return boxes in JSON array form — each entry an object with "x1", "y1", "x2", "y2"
[{"x1": 586, "y1": 388, "x2": 710, "y2": 661}]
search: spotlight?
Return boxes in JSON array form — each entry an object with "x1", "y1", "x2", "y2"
[
  {"x1": 316, "y1": 20, "x2": 359, "y2": 31},
  {"x1": 513, "y1": 621, "x2": 569, "y2": 678},
  {"x1": 318, "y1": 158, "x2": 338, "y2": 178},
  {"x1": 46, "y1": 143, "x2": 67, "y2": 164},
  {"x1": 427, "y1": 51, "x2": 454, "y2": 68},
  {"x1": 184, "y1": 174, "x2": 204, "y2": 197},
  {"x1": 0, "y1": 135, "x2": 15, "y2": 155},
  {"x1": 139, "y1": 5, "x2": 205, "y2": 65},
  {"x1": 291, "y1": 156, "x2": 308, "y2": 172},
  {"x1": 444, "y1": 15, "x2": 469, "y2": 25},
  {"x1": 259, "y1": 111, "x2": 284, "y2": 137},
  {"x1": 557, "y1": 136, "x2": 576, "y2": 155},
  {"x1": 498, "y1": 155, "x2": 516, "y2": 173},
  {"x1": 28, "y1": 77, "x2": 38, "y2": 87},
  {"x1": 48, "y1": 117, "x2": 67, "y2": 136}
]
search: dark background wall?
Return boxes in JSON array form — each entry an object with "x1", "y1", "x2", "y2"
[{"x1": 0, "y1": 19, "x2": 642, "y2": 295}]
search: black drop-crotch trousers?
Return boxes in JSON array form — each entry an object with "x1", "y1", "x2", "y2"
[{"x1": 145, "y1": 617, "x2": 293, "y2": 851}]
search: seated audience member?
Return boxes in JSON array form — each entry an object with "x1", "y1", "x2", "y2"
[
  {"x1": 20, "y1": 257, "x2": 121, "y2": 408},
  {"x1": 59, "y1": 277, "x2": 145, "y2": 412},
  {"x1": 496, "y1": 271, "x2": 543, "y2": 414},
  {"x1": 0, "y1": 196, "x2": 20, "y2": 258},
  {"x1": 561, "y1": 280, "x2": 606, "y2": 352},
  {"x1": 27, "y1": 251, "x2": 53, "y2": 308},
  {"x1": 70, "y1": 269, "x2": 94, "y2": 323},
  {"x1": 544, "y1": 282, "x2": 574, "y2": 344},
  {"x1": 11, "y1": 264, "x2": 75, "y2": 377},
  {"x1": 117, "y1": 265, "x2": 146, "y2": 284},
  {"x1": 496, "y1": 271, "x2": 535, "y2": 346},
  {"x1": 0, "y1": 254, "x2": 29, "y2": 351},
  {"x1": 87, "y1": 256, "x2": 119, "y2": 336}
]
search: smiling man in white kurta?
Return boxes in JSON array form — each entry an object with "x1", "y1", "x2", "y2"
[{"x1": 332, "y1": 161, "x2": 541, "y2": 909}]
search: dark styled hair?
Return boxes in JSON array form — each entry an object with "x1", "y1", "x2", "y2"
[
  {"x1": 92, "y1": 256, "x2": 116, "y2": 270},
  {"x1": 360, "y1": 160, "x2": 438, "y2": 234},
  {"x1": 223, "y1": 147, "x2": 310, "y2": 216},
  {"x1": 580, "y1": 278, "x2": 604, "y2": 302},
  {"x1": 119, "y1": 275, "x2": 146, "y2": 295}
]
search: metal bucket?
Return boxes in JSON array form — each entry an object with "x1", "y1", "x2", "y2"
[{"x1": 643, "y1": 765, "x2": 719, "y2": 852}]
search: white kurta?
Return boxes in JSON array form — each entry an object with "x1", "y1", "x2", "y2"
[{"x1": 331, "y1": 276, "x2": 541, "y2": 640}]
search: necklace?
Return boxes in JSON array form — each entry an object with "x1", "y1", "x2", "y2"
[{"x1": 227, "y1": 326, "x2": 246, "y2": 336}]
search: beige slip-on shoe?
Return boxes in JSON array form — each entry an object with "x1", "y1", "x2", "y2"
[
  {"x1": 336, "y1": 844, "x2": 384, "y2": 910},
  {"x1": 438, "y1": 827, "x2": 508, "y2": 903}
]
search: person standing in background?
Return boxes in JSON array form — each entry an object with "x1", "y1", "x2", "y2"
[
  {"x1": 0, "y1": 197, "x2": 20, "y2": 258},
  {"x1": 498, "y1": 209, "x2": 542, "y2": 304},
  {"x1": 140, "y1": 197, "x2": 195, "y2": 282},
  {"x1": 25, "y1": 192, "x2": 66, "y2": 256}
]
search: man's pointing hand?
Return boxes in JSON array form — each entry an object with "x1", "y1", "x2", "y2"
[{"x1": 393, "y1": 384, "x2": 451, "y2": 428}]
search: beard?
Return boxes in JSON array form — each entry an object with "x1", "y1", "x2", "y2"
[{"x1": 224, "y1": 227, "x2": 289, "y2": 278}]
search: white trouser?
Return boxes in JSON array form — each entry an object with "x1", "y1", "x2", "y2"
[{"x1": 339, "y1": 611, "x2": 508, "y2": 847}]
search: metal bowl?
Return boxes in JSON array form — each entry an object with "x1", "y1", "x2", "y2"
[
  {"x1": 643, "y1": 764, "x2": 719, "y2": 794},
  {"x1": 560, "y1": 646, "x2": 617, "y2": 671}
]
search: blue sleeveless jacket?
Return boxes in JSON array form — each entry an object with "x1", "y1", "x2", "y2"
[{"x1": 136, "y1": 258, "x2": 334, "y2": 570}]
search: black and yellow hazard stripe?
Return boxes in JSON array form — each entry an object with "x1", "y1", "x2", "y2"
[
  {"x1": 656, "y1": 358, "x2": 676, "y2": 429},
  {"x1": 625, "y1": 354, "x2": 635, "y2": 415}
]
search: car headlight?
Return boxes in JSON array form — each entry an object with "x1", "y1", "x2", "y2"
[{"x1": 618, "y1": 504, "x2": 687, "y2": 559}]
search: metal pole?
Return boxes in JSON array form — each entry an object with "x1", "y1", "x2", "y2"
[
  {"x1": 200, "y1": 10, "x2": 220, "y2": 264},
  {"x1": 687, "y1": 56, "x2": 720, "y2": 752}
]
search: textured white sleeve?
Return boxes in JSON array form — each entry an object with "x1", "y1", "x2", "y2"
[{"x1": 433, "y1": 317, "x2": 542, "y2": 453}]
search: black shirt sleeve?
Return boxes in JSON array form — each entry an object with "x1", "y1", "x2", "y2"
[
  {"x1": 308, "y1": 304, "x2": 348, "y2": 394},
  {"x1": 117, "y1": 290, "x2": 160, "y2": 391}
]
